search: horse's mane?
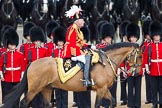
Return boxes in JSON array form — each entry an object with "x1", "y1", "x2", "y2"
[{"x1": 101, "y1": 42, "x2": 139, "y2": 52}]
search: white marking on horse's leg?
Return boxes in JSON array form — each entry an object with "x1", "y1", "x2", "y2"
[{"x1": 42, "y1": 0, "x2": 48, "y2": 13}]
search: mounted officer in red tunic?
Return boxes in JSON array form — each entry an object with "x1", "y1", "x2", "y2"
[{"x1": 63, "y1": 5, "x2": 94, "y2": 87}]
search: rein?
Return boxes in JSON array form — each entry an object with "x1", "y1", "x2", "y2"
[{"x1": 2, "y1": 1, "x2": 14, "y2": 19}]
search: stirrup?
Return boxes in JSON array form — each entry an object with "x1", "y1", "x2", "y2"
[{"x1": 80, "y1": 79, "x2": 96, "y2": 87}]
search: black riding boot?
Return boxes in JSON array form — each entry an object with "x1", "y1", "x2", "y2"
[{"x1": 82, "y1": 55, "x2": 94, "y2": 87}]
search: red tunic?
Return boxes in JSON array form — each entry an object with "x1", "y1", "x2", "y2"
[
  {"x1": 141, "y1": 40, "x2": 151, "y2": 72},
  {"x1": 19, "y1": 43, "x2": 35, "y2": 67},
  {"x1": 0, "y1": 50, "x2": 25, "y2": 82},
  {"x1": 28, "y1": 46, "x2": 48, "y2": 62},
  {"x1": 149, "y1": 42, "x2": 162, "y2": 76},
  {"x1": 0, "y1": 47, "x2": 7, "y2": 56},
  {"x1": 54, "y1": 47, "x2": 64, "y2": 58},
  {"x1": 44, "y1": 42, "x2": 56, "y2": 57},
  {"x1": 64, "y1": 24, "x2": 84, "y2": 58}
]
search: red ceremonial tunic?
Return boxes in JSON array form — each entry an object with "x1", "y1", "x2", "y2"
[
  {"x1": 28, "y1": 46, "x2": 48, "y2": 62},
  {"x1": 54, "y1": 47, "x2": 64, "y2": 58},
  {"x1": 0, "y1": 50, "x2": 25, "y2": 82},
  {"x1": 44, "y1": 41, "x2": 56, "y2": 57},
  {"x1": 19, "y1": 43, "x2": 35, "y2": 67},
  {"x1": 64, "y1": 24, "x2": 84, "y2": 58},
  {"x1": 0, "y1": 47, "x2": 7, "y2": 57},
  {"x1": 149, "y1": 42, "x2": 162, "y2": 76},
  {"x1": 141, "y1": 40, "x2": 151, "y2": 72}
]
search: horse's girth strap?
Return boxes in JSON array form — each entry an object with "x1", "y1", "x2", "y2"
[{"x1": 106, "y1": 55, "x2": 117, "y2": 77}]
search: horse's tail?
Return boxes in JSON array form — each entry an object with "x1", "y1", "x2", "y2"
[{"x1": 1, "y1": 64, "x2": 30, "y2": 108}]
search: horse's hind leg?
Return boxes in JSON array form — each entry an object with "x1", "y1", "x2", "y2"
[{"x1": 41, "y1": 86, "x2": 53, "y2": 108}]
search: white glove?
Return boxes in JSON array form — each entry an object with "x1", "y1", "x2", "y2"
[
  {"x1": 0, "y1": 71, "x2": 4, "y2": 81},
  {"x1": 117, "y1": 68, "x2": 120, "y2": 76},
  {"x1": 145, "y1": 64, "x2": 150, "y2": 74},
  {"x1": 91, "y1": 45, "x2": 97, "y2": 50},
  {"x1": 21, "y1": 72, "x2": 24, "y2": 81}
]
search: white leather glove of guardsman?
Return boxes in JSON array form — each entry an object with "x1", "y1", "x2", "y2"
[
  {"x1": 145, "y1": 64, "x2": 150, "y2": 74},
  {"x1": 42, "y1": 0, "x2": 48, "y2": 13}
]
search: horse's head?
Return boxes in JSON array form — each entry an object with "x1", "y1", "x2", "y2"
[{"x1": 126, "y1": 47, "x2": 142, "y2": 75}]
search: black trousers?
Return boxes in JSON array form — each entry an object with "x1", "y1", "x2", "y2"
[
  {"x1": 100, "y1": 80, "x2": 117, "y2": 107},
  {"x1": 150, "y1": 76, "x2": 162, "y2": 105},
  {"x1": 145, "y1": 73, "x2": 152, "y2": 102},
  {"x1": 120, "y1": 73, "x2": 127, "y2": 102},
  {"x1": 55, "y1": 88, "x2": 68, "y2": 108},
  {"x1": 74, "y1": 91, "x2": 91, "y2": 108},
  {"x1": 1, "y1": 81, "x2": 19, "y2": 108},
  {"x1": 127, "y1": 75, "x2": 142, "y2": 107}
]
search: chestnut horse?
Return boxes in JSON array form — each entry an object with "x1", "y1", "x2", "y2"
[{"x1": 1, "y1": 42, "x2": 142, "y2": 108}]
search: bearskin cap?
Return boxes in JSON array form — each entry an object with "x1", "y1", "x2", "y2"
[
  {"x1": 96, "y1": 20, "x2": 108, "y2": 36},
  {"x1": 53, "y1": 27, "x2": 66, "y2": 44},
  {"x1": 119, "y1": 20, "x2": 130, "y2": 37},
  {"x1": 1, "y1": 25, "x2": 13, "y2": 46},
  {"x1": 149, "y1": 21, "x2": 162, "y2": 39},
  {"x1": 126, "y1": 22, "x2": 140, "y2": 40},
  {"x1": 45, "y1": 20, "x2": 59, "y2": 38},
  {"x1": 23, "y1": 21, "x2": 35, "y2": 38},
  {"x1": 100, "y1": 22, "x2": 115, "y2": 39},
  {"x1": 29, "y1": 26, "x2": 45, "y2": 42},
  {"x1": 80, "y1": 26, "x2": 90, "y2": 42},
  {"x1": 3, "y1": 27, "x2": 19, "y2": 47},
  {"x1": 142, "y1": 21, "x2": 151, "y2": 36}
]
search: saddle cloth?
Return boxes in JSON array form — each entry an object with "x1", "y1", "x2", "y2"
[{"x1": 56, "y1": 51, "x2": 99, "y2": 83}]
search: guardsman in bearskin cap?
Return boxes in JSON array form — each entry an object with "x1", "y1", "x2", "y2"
[
  {"x1": 96, "y1": 22, "x2": 115, "y2": 49},
  {"x1": 118, "y1": 20, "x2": 130, "y2": 106},
  {"x1": 141, "y1": 21, "x2": 152, "y2": 105},
  {"x1": 45, "y1": 20, "x2": 59, "y2": 57},
  {"x1": 146, "y1": 21, "x2": 162, "y2": 108},
  {"x1": 64, "y1": 5, "x2": 95, "y2": 87},
  {"x1": 126, "y1": 22, "x2": 142, "y2": 108},
  {"x1": 19, "y1": 21, "x2": 35, "y2": 67},
  {"x1": 96, "y1": 20, "x2": 108, "y2": 43},
  {"x1": 29, "y1": 26, "x2": 48, "y2": 108},
  {"x1": 119, "y1": 20, "x2": 130, "y2": 42},
  {"x1": 0, "y1": 28, "x2": 25, "y2": 107},
  {"x1": 0, "y1": 25, "x2": 13, "y2": 56},
  {"x1": 52, "y1": 26, "x2": 68, "y2": 108}
]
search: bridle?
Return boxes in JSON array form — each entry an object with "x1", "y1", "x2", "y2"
[
  {"x1": 125, "y1": 48, "x2": 142, "y2": 74},
  {"x1": 2, "y1": 0, "x2": 14, "y2": 19},
  {"x1": 126, "y1": 0, "x2": 138, "y2": 15},
  {"x1": 101, "y1": 48, "x2": 142, "y2": 77}
]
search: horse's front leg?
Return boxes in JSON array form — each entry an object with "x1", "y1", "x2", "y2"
[
  {"x1": 95, "y1": 86, "x2": 108, "y2": 108},
  {"x1": 104, "y1": 89, "x2": 113, "y2": 108}
]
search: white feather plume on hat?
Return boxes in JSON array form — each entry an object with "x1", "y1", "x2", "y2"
[{"x1": 65, "y1": 5, "x2": 83, "y2": 18}]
